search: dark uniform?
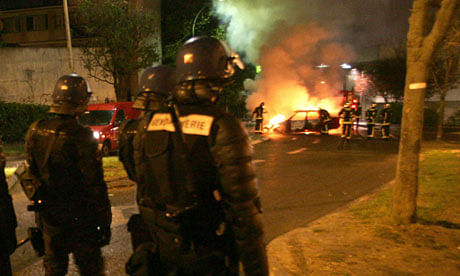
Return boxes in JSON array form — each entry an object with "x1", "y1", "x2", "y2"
[
  {"x1": 319, "y1": 109, "x2": 331, "y2": 135},
  {"x1": 355, "y1": 104, "x2": 362, "y2": 130},
  {"x1": 119, "y1": 65, "x2": 175, "y2": 251},
  {"x1": 0, "y1": 141, "x2": 17, "y2": 276},
  {"x1": 339, "y1": 103, "x2": 354, "y2": 140},
  {"x1": 129, "y1": 37, "x2": 268, "y2": 276},
  {"x1": 252, "y1": 103, "x2": 265, "y2": 133},
  {"x1": 25, "y1": 74, "x2": 111, "y2": 276},
  {"x1": 365, "y1": 104, "x2": 377, "y2": 139},
  {"x1": 380, "y1": 104, "x2": 392, "y2": 140}
]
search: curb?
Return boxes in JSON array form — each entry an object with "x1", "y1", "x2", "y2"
[{"x1": 266, "y1": 180, "x2": 394, "y2": 275}]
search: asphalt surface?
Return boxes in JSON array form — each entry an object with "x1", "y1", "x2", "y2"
[{"x1": 9, "y1": 128, "x2": 400, "y2": 275}]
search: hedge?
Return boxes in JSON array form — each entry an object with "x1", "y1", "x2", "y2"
[{"x1": 0, "y1": 102, "x2": 50, "y2": 143}]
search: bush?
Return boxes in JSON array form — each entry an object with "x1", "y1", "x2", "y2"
[{"x1": 0, "y1": 102, "x2": 50, "y2": 143}]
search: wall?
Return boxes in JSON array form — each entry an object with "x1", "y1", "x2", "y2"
[{"x1": 0, "y1": 47, "x2": 116, "y2": 105}]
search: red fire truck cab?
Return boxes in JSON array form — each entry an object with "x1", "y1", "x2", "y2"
[{"x1": 79, "y1": 102, "x2": 141, "y2": 155}]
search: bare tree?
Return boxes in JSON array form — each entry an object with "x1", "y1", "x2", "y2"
[
  {"x1": 392, "y1": 0, "x2": 459, "y2": 225},
  {"x1": 429, "y1": 18, "x2": 460, "y2": 140}
]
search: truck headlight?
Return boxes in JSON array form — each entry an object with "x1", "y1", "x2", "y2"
[{"x1": 93, "y1": 131, "x2": 100, "y2": 139}]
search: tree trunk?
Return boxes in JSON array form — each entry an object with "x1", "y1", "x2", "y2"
[
  {"x1": 118, "y1": 75, "x2": 131, "y2": 102},
  {"x1": 129, "y1": 70, "x2": 139, "y2": 101},
  {"x1": 436, "y1": 93, "x2": 446, "y2": 140},
  {"x1": 392, "y1": 61, "x2": 428, "y2": 225}
]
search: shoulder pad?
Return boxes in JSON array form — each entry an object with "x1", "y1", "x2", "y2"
[{"x1": 213, "y1": 114, "x2": 248, "y2": 145}]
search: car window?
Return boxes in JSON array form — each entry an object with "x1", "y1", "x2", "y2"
[
  {"x1": 291, "y1": 112, "x2": 307, "y2": 121},
  {"x1": 115, "y1": 109, "x2": 126, "y2": 124},
  {"x1": 79, "y1": 110, "x2": 114, "y2": 126}
]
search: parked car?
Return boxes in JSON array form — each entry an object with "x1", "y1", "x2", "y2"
[
  {"x1": 271, "y1": 108, "x2": 340, "y2": 134},
  {"x1": 79, "y1": 102, "x2": 141, "y2": 155}
]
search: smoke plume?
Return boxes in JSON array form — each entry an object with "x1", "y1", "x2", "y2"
[{"x1": 212, "y1": 0, "x2": 411, "y2": 116}]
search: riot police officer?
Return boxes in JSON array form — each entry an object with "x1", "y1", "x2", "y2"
[
  {"x1": 25, "y1": 73, "x2": 112, "y2": 276},
  {"x1": 339, "y1": 102, "x2": 354, "y2": 140},
  {"x1": 0, "y1": 141, "x2": 17, "y2": 276},
  {"x1": 119, "y1": 65, "x2": 175, "y2": 251},
  {"x1": 119, "y1": 65, "x2": 175, "y2": 186},
  {"x1": 365, "y1": 103, "x2": 378, "y2": 139},
  {"x1": 129, "y1": 37, "x2": 268, "y2": 276},
  {"x1": 252, "y1": 102, "x2": 266, "y2": 133},
  {"x1": 380, "y1": 103, "x2": 392, "y2": 140}
]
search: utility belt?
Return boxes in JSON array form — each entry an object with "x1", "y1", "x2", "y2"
[{"x1": 139, "y1": 198, "x2": 228, "y2": 245}]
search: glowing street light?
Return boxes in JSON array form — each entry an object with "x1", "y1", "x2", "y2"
[{"x1": 340, "y1": 63, "x2": 352, "y2": 69}]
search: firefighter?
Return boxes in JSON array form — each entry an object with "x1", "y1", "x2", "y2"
[
  {"x1": 0, "y1": 141, "x2": 17, "y2": 276},
  {"x1": 126, "y1": 36, "x2": 268, "y2": 276},
  {"x1": 339, "y1": 102, "x2": 354, "y2": 140},
  {"x1": 380, "y1": 103, "x2": 392, "y2": 140},
  {"x1": 118, "y1": 65, "x2": 175, "y2": 251},
  {"x1": 355, "y1": 103, "x2": 362, "y2": 130},
  {"x1": 252, "y1": 102, "x2": 266, "y2": 133},
  {"x1": 319, "y1": 109, "x2": 331, "y2": 135},
  {"x1": 25, "y1": 74, "x2": 111, "y2": 276},
  {"x1": 365, "y1": 103, "x2": 378, "y2": 139}
]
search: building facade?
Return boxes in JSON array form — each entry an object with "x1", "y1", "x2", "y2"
[{"x1": 0, "y1": 0, "x2": 161, "y2": 105}]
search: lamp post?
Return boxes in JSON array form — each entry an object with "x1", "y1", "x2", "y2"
[
  {"x1": 63, "y1": 0, "x2": 73, "y2": 72},
  {"x1": 192, "y1": 6, "x2": 207, "y2": 37}
]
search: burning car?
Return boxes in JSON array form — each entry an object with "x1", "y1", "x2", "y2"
[{"x1": 265, "y1": 107, "x2": 340, "y2": 134}]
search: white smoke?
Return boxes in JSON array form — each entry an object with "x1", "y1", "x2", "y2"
[{"x1": 212, "y1": 0, "x2": 411, "y2": 115}]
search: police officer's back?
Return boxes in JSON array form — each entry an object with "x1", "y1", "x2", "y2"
[
  {"x1": 25, "y1": 74, "x2": 112, "y2": 276},
  {"x1": 0, "y1": 141, "x2": 17, "y2": 276},
  {"x1": 132, "y1": 37, "x2": 268, "y2": 275},
  {"x1": 119, "y1": 65, "x2": 175, "y2": 187}
]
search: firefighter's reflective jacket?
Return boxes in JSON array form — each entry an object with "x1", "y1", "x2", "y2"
[
  {"x1": 339, "y1": 106, "x2": 354, "y2": 124},
  {"x1": 366, "y1": 107, "x2": 377, "y2": 124},
  {"x1": 381, "y1": 107, "x2": 392, "y2": 125},
  {"x1": 133, "y1": 103, "x2": 268, "y2": 275}
]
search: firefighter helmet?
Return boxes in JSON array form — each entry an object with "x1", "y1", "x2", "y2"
[
  {"x1": 344, "y1": 102, "x2": 351, "y2": 108},
  {"x1": 384, "y1": 103, "x2": 391, "y2": 108},
  {"x1": 133, "y1": 65, "x2": 175, "y2": 110},
  {"x1": 371, "y1": 103, "x2": 377, "y2": 108},
  {"x1": 174, "y1": 36, "x2": 244, "y2": 103},
  {"x1": 49, "y1": 73, "x2": 92, "y2": 116}
]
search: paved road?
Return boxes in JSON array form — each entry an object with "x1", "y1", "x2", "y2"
[{"x1": 10, "y1": 130, "x2": 399, "y2": 275}]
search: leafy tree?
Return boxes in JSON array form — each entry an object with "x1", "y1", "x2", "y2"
[
  {"x1": 428, "y1": 17, "x2": 460, "y2": 140},
  {"x1": 217, "y1": 64, "x2": 257, "y2": 118},
  {"x1": 162, "y1": 0, "x2": 249, "y2": 118},
  {"x1": 392, "y1": 0, "x2": 459, "y2": 225},
  {"x1": 76, "y1": 0, "x2": 159, "y2": 101},
  {"x1": 162, "y1": 0, "x2": 224, "y2": 66}
]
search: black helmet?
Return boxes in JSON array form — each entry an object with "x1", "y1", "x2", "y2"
[
  {"x1": 133, "y1": 65, "x2": 175, "y2": 110},
  {"x1": 174, "y1": 36, "x2": 244, "y2": 103},
  {"x1": 49, "y1": 73, "x2": 92, "y2": 116}
]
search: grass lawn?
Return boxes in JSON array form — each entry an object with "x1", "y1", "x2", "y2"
[
  {"x1": 4, "y1": 154, "x2": 127, "y2": 181},
  {"x1": 268, "y1": 141, "x2": 460, "y2": 275},
  {"x1": 3, "y1": 143, "x2": 25, "y2": 156}
]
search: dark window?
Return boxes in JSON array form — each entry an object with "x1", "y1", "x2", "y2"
[
  {"x1": 54, "y1": 13, "x2": 64, "y2": 29},
  {"x1": 114, "y1": 109, "x2": 126, "y2": 124},
  {"x1": 79, "y1": 110, "x2": 114, "y2": 126},
  {"x1": 2, "y1": 17, "x2": 21, "y2": 33},
  {"x1": 26, "y1": 14, "x2": 48, "y2": 31}
]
